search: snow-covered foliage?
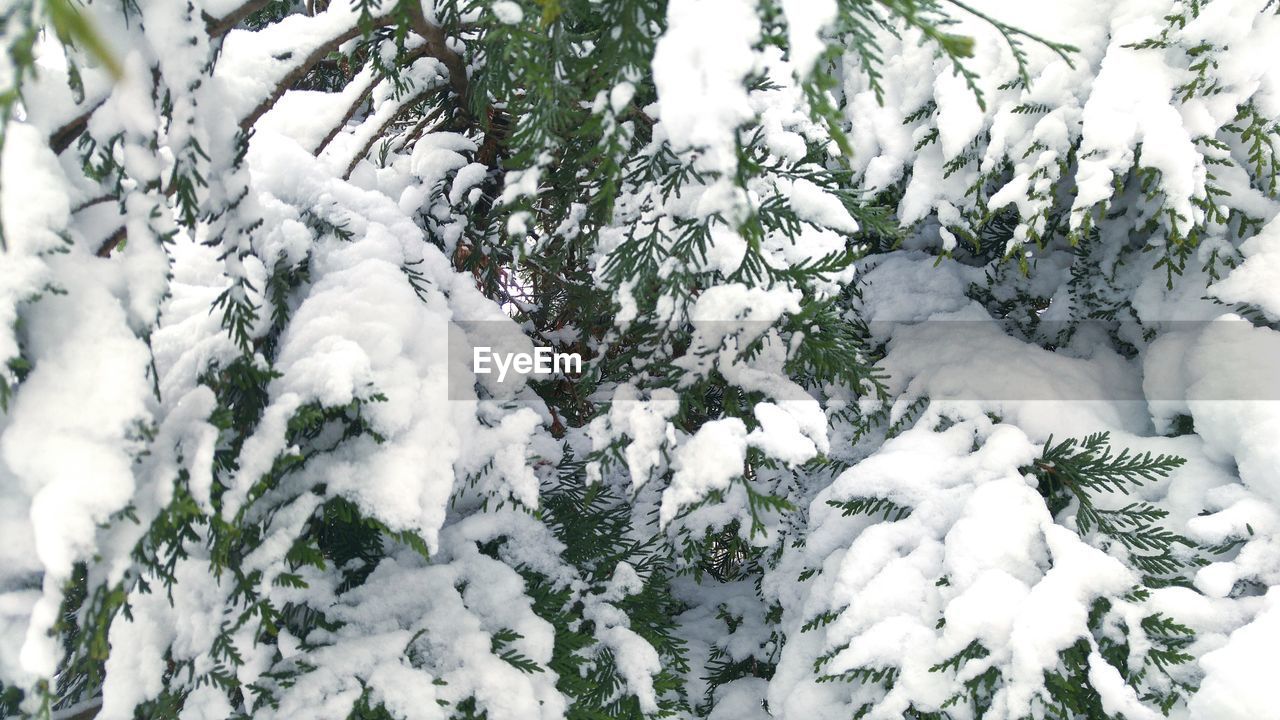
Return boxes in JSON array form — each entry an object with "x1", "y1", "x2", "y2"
[{"x1": 1, "y1": 0, "x2": 1278, "y2": 718}]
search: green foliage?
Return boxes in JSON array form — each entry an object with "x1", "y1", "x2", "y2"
[
  {"x1": 1022, "y1": 435, "x2": 1204, "y2": 713},
  {"x1": 1030, "y1": 432, "x2": 1187, "y2": 497},
  {"x1": 3, "y1": 1, "x2": 1260, "y2": 719},
  {"x1": 825, "y1": 495, "x2": 912, "y2": 521},
  {"x1": 536, "y1": 462, "x2": 691, "y2": 718},
  {"x1": 1026, "y1": 432, "x2": 1198, "y2": 586}
]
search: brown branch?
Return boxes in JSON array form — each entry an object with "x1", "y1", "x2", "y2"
[
  {"x1": 341, "y1": 86, "x2": 445, "y2": 179},
  {"x1": 65, "y1": 704, "x2": 101, "y2": 720},
  {"x1": 71, "y1": 193, "x2": 113, "y2": 214},
  {"x1": 405, "y1": 2, "x2": 470, "y2": 113},
  {"x1": 237, "y1": 10, "x2": 468, "y2": 133},
  {"x1": 51, "y1": 1, "x2": 255, "y2": 154},
  {"x1": 52, "y1": 5, "x2": 477, "y2": 260},
  {"x1": 237, "y1": 19, "x2": 376, "y2": 133},
  {"x1": 203, "y1": 0, "x2": 274, "y2": 38},
  {"x1": 49, "y1": 104, "x2": 99, "y2": 154},
  {"x1": 398, "y1": 104, "x2": 449, "y2": 152},
  {"x1": 96, "y1": 225, "x2": 126, "y2": 257},
  {"x1": 311, "y1": 42, "x2": 436, "y2": 156},
  {"x1": 52, "y1": 8, "x2": 471, "y2": 159},
  {"x1": 475, "y1": 107, "x2": 510, "y2": 168},
  {"x1": 310, "y1": 71, "x2": 380, "y2": 155},
  {"x1": 53, "y1": 0, "x2": 266, "y2": 152}
]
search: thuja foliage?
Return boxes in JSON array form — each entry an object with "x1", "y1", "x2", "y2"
[
  {"x1": 2, "y1": 0, "x2": 1278, "y2": 719},
  {"x1": 1028, "y1": 433, "x2": 1199, "y2": 586},
  {"x1": 796, "y1": 431, "x2": 1207, "y2": 718}
]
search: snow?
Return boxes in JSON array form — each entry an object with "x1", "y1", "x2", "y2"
[
  {"x1": 841, "y1": 0, "x2": 1280, "y2": 258},
  {"x1": 0, "y1": 123, "x2": 66, "y2": 365},
  {"x1": 708, "y1": 677, "x2": 770, "y2": 720},
  {"x1": 1, "y1": 255, "x2": 153, "y2": 678},
  {"x1": 652, "y1": 0, "x2": 760, "y2": 168},
  {"x1": 411, "y1": 132, "x2": 478, "y2": 190},
  {"x1": 216, "y1": 2, "x2": 372, "y2": 123},
  {"x1": 491, "y1": 1, "x2": 524, "y2": 24},
  {"x1": 4, "y1": 0, "x2": 1280, "y2": 717},
  {"x1": 767, "y1": 413, "x2": 1145, "y2": 718},
  {"x1": 747, "y1": 402, "x2": 818, "y2": 465},
  {"x1": 101, "y1": 558, "x2": 228, "y2": 718},
  {"x1": 588, "y1": 385, "x2": 680, "y2": 490},
  {"x1": 701, "y1": 226, "x2": 749, "y2": 276},
  {"x1": 601, "y1": 626, "x2": 664, "y2": 713},
  {"x1": 1211, "y1": 216, "x2": 1280, "y2": 318},
  {"x1": 1190, "y1": 588, "x2": 1280, "y2": 720},
  {"x1": 1088, "y1": 651, "x2": 1163, "y2": 720},
  {"x1": 1142, "y1": 316, "x2": 1280, "y2": 505},
  {"x1": 786, "y1": 177, "x2": 859, "y2": 233},
  {"x1": 780, "y1": 0, "x2": 836, "y2": 78},
  {"x1": 221, "y1": 129, "x2": 549, "y2": 547},
  {"x1": 685, "y1": 284, "x2": 802, "y2": 353},
  {"x1": 610, "y1": 82, "x2": 636, "y2": 114},
  {"x1": 449, "y1": 162, "x2": 489, "y2": 205},
  {"x1": 661, "y1": 418, "x2": 748, "y2": 525},
  {"x1": 255, "y1": 67, "x2": 380, "y2": 153}
]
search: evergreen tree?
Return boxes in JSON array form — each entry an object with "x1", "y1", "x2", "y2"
[{"x1": 1, "y1": 1, "x2": 1278, "y2": 719}]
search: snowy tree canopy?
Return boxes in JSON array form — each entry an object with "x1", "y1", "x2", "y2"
[{"x1": 1, "y1": 0, "x2": 1279, "y2": 718}]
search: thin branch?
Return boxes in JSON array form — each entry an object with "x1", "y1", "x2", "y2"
[
  {"x1": 397, "y1": 104, "x2": 449, "y2": 153},
  {"x1": 96, "y1": 224, "x2": 126, "y2": 257},
  {"x1": 52, "y1": 7, "x2": 473, "y2": 157},
  {"x1": 49, "y1": 103, "x2": 99, "y2": 154},
  {"x1": 203, "y1": 0, "x2": 274, "y2": 38},
  {"x1": 311, "y1": 42, "x2": 436, "y2": 155},
  {"x1": 238, "y1": 19, "x2": 378, "y2": 133},
  {"x1": 341, "y1": 86, "x2": 445, "y2": 179},
  {"x1": 238, "y1": 9, "x2": 468, "y2": 134},
  {"x1": 71, "y1": 193, "x2": 112, "y2": 214},
  {"x1": 405, "y1": 2, "x2": 470, "y2": 112},
  {"x1": 310, "y1": 69, "x2": 381, "y2": 155}
]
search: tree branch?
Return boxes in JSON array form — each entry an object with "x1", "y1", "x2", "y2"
[
  {"x1": 405, "y1": 2, "x2": 470, "y2": 113},
  {"x1": 49, "y1": 104, "x2": 98, "y2": 154},
  {"x1": 54, "y1": 9, "x2": 471, "y2": 153},
  {"x1": 311, "y1": 42, "x2": 436, "y2": 156},
  {"x1": 203, "y1": 0, "x2": 275, "y2": 38},
  {"x1": 310, "y1": 70, "x2": 381, "y2": 155},
  {"x1": 237, "y1": 19, "x2": 376, "y2": 133},
  {"x1": 341, "y1": 86, "x2": 445, "y2": 179},
  {"x1": 238, "y1": 10, "x2": 468, "y2": 134}
]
